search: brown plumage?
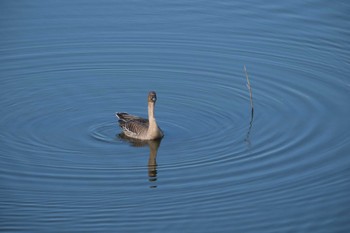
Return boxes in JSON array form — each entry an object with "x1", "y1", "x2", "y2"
[{"x1": 116, "y1": 91, "x2": 164, "y2": 140}]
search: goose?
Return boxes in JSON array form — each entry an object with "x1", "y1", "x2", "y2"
[{"x1": 116, "y1": 91, "x2": 164, "y2": 140}]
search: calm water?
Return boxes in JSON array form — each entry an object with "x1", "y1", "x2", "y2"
[{"x1": 1, "y1": 0, "x2": 350, "y2": 232}]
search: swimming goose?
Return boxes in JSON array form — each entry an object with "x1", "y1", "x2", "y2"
[{"x1": 116, "y1": 91, "x2": 164, "y2": 140}]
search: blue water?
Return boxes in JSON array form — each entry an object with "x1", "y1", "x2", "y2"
[{"x1": 1, "y1": 1, "x2": 350, "y2": 232}]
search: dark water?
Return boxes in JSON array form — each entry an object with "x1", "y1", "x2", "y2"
[{"x1": 1, "y1": 1, "x2": 350, "y2": 232}]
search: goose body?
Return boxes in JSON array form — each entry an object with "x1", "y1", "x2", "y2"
[{"x1": 116, "y1": 91, "x2": 164, "y2": 140}]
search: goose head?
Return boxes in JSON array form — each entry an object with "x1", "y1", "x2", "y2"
[{"x1": 148, "y1": 91, "x2": 157, "y2": 103}]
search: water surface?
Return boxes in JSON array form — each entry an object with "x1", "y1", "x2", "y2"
[{"x1": 1, "y1": 0, "x2": 350, "y2": 232}]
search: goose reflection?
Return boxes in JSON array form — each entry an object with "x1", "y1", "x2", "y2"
[{"x1": 118, "y1": 133, "x2": 161, "y2": 188}]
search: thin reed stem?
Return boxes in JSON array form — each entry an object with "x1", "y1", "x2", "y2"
[
  {"x1": 244, "y1": 65, "x2": 254, "y2": 145},
  {"x1": 244, "y1": 65, "x2": 254, "y2": 117}
]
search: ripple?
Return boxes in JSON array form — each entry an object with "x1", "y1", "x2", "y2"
[
  {"x1": 88, "y1": 122, "x2": 118, "y2": 144},
  {"x1": 1, "y1": 33, "x2": 348, "y2": 174}
]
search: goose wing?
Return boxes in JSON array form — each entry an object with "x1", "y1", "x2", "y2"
[
  {"x1": 120, "y1": 118, "x2": 149, "y2": 137},
  {"x1": 116, "y1": 112, "x2": 144, "y2": 122},
  {"x1": 116, "y1": 112, "x2": 149, "y2": 137}
]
